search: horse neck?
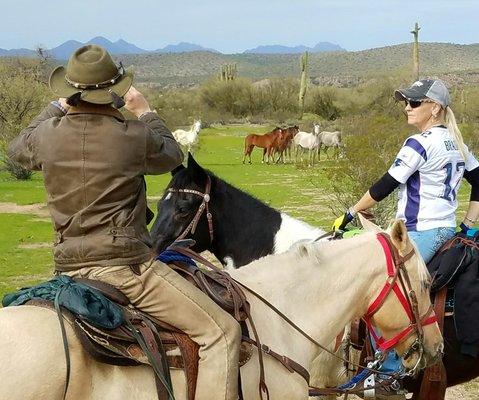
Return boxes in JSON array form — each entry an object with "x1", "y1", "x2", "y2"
[
  {"x1": 273, "y1": 213, "x2": 323, "y2": 253},
  {"x1": 208, "y1": 179, "x2": 282, "y2": 267},
  {"x1": 229, "y1": 233, "x2": 385, "y2": 367}
]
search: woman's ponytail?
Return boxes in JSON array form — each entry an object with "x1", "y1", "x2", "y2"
[{"x1": 445, "y1": 106, "x2": 467, "y2": 160}]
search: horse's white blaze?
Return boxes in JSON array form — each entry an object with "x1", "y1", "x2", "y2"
[
  {"x1": 164, "y1": 192, "x2": 172, "y2": 201},
  {"x1": 274, "y1": 213, "x2": 325, "y2": 253}
]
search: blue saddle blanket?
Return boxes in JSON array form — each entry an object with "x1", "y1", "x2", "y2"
[{"x1": 2, "y1": 275, "x2": 123, "y2": 329}]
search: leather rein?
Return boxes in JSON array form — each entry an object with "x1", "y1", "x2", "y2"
[{"x1": 168, "y1": 175, "x2": 214, "y2": 243}]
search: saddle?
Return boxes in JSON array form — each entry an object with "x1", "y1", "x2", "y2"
[{"x1": 30, "y1": 244, "x2": 308, "y2": 400}]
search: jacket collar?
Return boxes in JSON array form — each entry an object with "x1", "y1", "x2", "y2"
[{"x1": 67, "y1": 103, "x2": 125, "y2": 121}]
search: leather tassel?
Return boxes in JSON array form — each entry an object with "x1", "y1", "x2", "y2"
[{"x1": 109, "y1": 90, "x2": 125, "y2": 109}]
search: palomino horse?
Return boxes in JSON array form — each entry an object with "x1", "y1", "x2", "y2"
[
  {"x1": 172, "y1": 119, "x2": 202, "y2": 154},
  {"x1": 151, "y1": 154, "x2": 325, "y2": 268},
  {"x1": 0, "y1": 220, "x2": 442, "y2": 399},
  {"x1": 243, "y1": 127, "x2": 283, "y2": 164}
]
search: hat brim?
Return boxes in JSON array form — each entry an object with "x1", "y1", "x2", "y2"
[
  {"x1": 49, "y1": 65, "x2": 133, "y2": 105},
  {"x1": 394, "y1": 88, "x2": 427, "y2": 103}
]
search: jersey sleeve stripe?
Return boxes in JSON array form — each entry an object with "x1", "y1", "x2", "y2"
[
  {"x1": 405, "y1": 138, "x2": 427, "y2": 161},
  {"x1": 404, "y1": 170, "x2": 420, "y2": 231}
]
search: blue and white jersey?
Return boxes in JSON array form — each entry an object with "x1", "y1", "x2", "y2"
[{"x1": 388, "y1": 125, "x2": 479, "y2": 231}]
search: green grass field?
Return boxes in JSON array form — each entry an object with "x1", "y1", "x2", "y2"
[{"x1": 0, "y1": 124, "x2": 473, "y2": 299}]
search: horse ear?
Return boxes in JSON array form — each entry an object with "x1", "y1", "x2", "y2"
[
  {"x1": 187, "y1": 153, "x2": 207, "y2": 183},
  {"x1": 390, "y1": 219, "x2": 410, "y2": 254},
  {"x1": 171, "y1": 164, "x2": 186, "y2": 176},
  {"x1": 358, "y1": 213, "x2": 382, "y2": 233}
]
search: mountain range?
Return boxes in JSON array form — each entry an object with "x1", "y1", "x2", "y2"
[
  {"x1": 0, "y1": 36, "x2": 344, "y2": 59},
  {"x1": 244, "y1": 42, "x2": 344, "y2": 54}
]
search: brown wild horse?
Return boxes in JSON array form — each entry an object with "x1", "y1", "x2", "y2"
[
  {"x1": 275, "y1": 125, "x2": 299, "y2": 163},
  {"x1": 242, "y1": 127, "x2": 283, "y2": 164}
]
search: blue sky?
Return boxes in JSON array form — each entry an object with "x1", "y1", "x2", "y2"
[{"x1": 2, "y1": 0, "x2": 478, "y2": 53}]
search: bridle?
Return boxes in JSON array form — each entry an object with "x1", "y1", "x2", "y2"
[
  {"x1": 363, "y1": 232, "x2": 438, "y2": 376},
  {"x1": 168, "y1": 175, "x2": 214, "y2": 243}
]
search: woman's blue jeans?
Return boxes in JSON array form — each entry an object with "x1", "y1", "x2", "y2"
[{"x1": 376, "y1": 227, "x2": 455, "y2": 374}]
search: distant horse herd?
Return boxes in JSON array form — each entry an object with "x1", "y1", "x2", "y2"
[
  {"x1": 243, "y1": 124, "x2": 343, "y2": 166},
  {"x1": 171, "y1": 120, "x2": 343, "y2": 166}
]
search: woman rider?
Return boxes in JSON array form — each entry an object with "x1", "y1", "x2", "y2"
[
  {"x1": 331, "y1": 79, "x2": 479, "y2": 395},
  {"x1": 333, "y1": 79, "x2": 479, "y2": 263}
]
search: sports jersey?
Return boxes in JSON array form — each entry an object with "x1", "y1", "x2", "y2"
[{"x1": 388, "y1": 125, "x2": 479, "y2": 231}]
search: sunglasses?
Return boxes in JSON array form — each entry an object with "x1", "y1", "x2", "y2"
[{"x1": 404, "y1": 99, "x2": 432, "y2": 109}]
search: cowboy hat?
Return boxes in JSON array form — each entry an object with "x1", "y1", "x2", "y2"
[{"x1": 49, "y1": 45, "x2": 133, "y2": 105}]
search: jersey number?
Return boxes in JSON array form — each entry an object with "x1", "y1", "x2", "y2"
[{"x1": 441, "y1": 161, "x2": 465, "y2": 201}]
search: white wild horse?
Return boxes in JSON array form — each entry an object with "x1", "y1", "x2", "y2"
[
  {"x1": 294, "y1": 123, "x2": 321, "y2": 166},
  {"x1": 172, "y1": 120, "x2": 202, "y2": 154},
  {"x1": 0, "y1": 220, "x2": 442, "y2": 400},
  {"x1": 318, "y1": 130, "x2": 342, "y2": 160}
]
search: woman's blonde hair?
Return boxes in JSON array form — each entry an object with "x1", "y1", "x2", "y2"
[{"x1": 444, "y1": 106, "x2": 467, "y2": 160}]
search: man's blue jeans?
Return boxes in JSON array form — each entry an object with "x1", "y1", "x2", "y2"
[{"x1": 376, "y1": 227, "x2": 455, "y2": 374}]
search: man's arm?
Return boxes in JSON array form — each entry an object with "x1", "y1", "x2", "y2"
[
  {"x1": 140, "y1": 112, "x2": 184, "y2": 174},
  {"x1": 7, "y1": 101, "x2": 67, "y2": 170},
  {"x1": 124, "y1": 86, "x2": 183, "y2": 174}
]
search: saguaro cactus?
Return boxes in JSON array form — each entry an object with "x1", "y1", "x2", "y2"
[
  {"x1": 410, "y1": 22, "x2": 420, "y2": 81},
  {"x1": 219, "y1": 63, "x2": 237, "y2": 81},
  {"x1": 298, "y1": 51, "x2": 309, "y2": 119}
]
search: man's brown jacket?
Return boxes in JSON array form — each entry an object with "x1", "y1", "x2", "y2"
[{"x1": 8, "y1": 103, "x2": 183, "y2": 271}]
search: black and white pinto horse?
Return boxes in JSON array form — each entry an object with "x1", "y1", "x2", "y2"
[
  {"x1": 150, "y1": 154, "x2": 479, "y2": 399},
  {"x1": 151, "y1": 154, "x2": 325, "y2": 268}
]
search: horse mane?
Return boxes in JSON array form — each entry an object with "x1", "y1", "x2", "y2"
[{"x1": 293, "y1": 230, "x2": 431, "y2": 292}]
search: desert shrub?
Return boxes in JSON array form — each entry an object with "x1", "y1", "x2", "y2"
[
  {"x1": 200, "y1": 78, "x2": 254, "y2": 117},
  {"x1": 0, "y1": 58, "x2": 51, "y2": 179},
  {"x1": 307, "y1": 87, "x2": 341, "y2": 120},
  {"x1": 4, "y1": 158, "x2": 33, "y2": 180}
]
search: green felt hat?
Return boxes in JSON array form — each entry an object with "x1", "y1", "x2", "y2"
[{"x1": 49, "y1": 44, "x2": 133, "y2": 105}]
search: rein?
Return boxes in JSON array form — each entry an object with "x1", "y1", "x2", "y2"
[
  {"x1": 168, "y1": 175, "x2": 214, "y2": 243},
  {"x1": 363, "y1": 233, "x2": 437, "y2": 376}
]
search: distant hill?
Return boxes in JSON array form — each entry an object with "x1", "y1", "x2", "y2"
[
  {"x1": 117, "y1": 42, "x2": 479, "y2": 87},
  {"x1": 2, "y1": 41, "x2": 479, "y2": 88},
  {"x1": 0, "y1": 37, "x2": 339, "y2": 59},
  {"x1": 244, "y1": 42, "x2": 345, "y2": 54},
  {"x1": 155, "y1": 42, "x2": 219, "y2": 53},
  {"x1": 0, "y1": 47, "x2": 36, "y2": 57},
  {"x1": 0, "y1": 37, "x2": 216, "y2": 60}
]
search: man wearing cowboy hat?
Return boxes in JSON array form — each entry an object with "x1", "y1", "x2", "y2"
[{"x1": 8, "y1": 44, "x2": 241, "y2": 400}]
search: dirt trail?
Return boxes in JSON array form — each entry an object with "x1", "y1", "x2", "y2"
[{"x1": 0, "y1": 202, "x2": 49, "y2": 217}]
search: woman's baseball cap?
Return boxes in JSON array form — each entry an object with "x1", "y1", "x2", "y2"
[{"x1": 394, "y1": 79, "x2": 450, "y2": 108}]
